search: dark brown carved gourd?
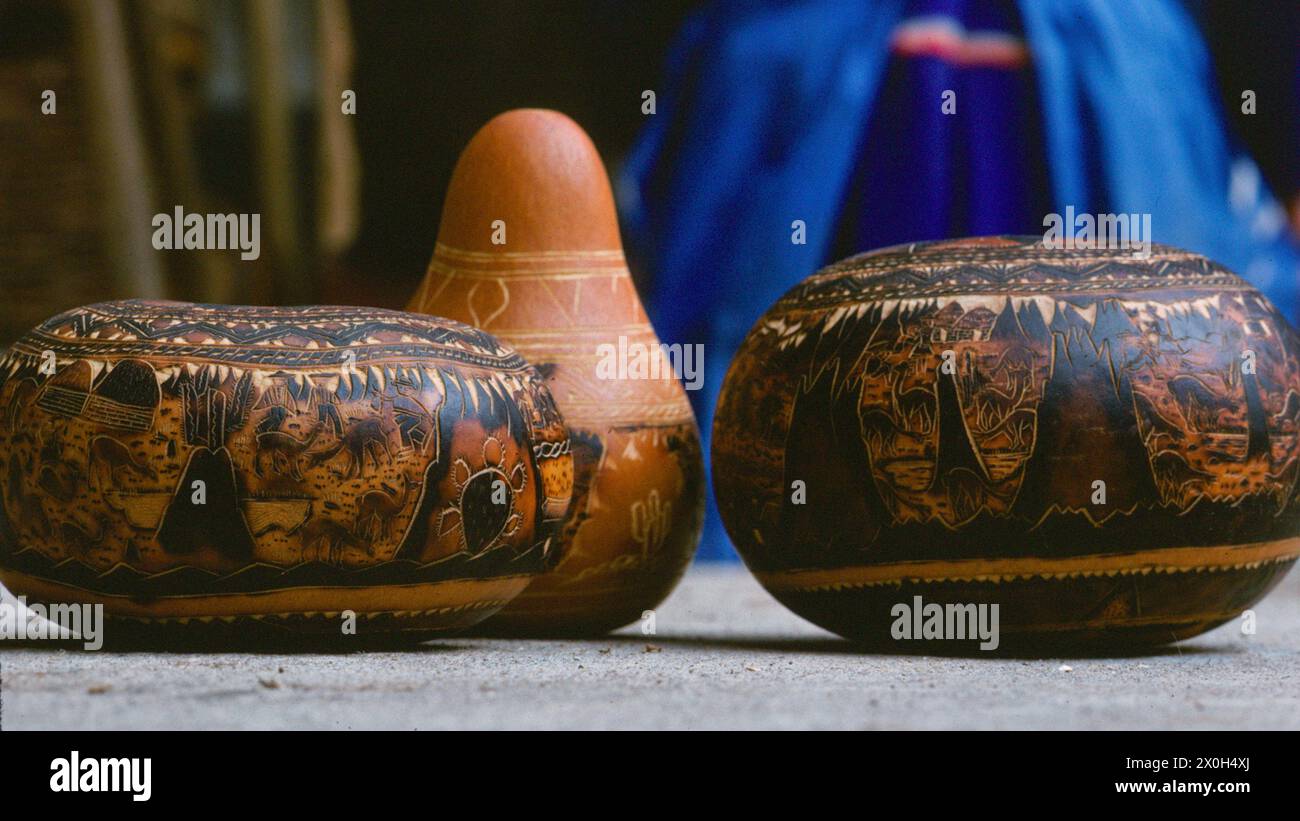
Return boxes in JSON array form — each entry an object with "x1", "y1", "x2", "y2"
[
  {"x1": 0, "y1": 300, "x2": 572, "y2": 638},
  {"x1": 712, "y1": 236, "x2": 1300, "y2": 647}
]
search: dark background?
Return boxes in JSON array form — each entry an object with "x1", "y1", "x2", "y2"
[{"x1": 0, "y1": 0, "x2": 1295, "y2": 334}]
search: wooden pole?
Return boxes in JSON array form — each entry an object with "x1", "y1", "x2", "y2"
[
  {"x1": 246, "y1": 0, "x2": 309, "y2": 303},
  {"x1": 69, "y1": 0, "x2": 167, "y2": 299},
  {"x1": 137, "y1": 0, "x2": 237, "y2": 304}
]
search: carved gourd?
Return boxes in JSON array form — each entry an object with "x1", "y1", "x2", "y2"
[
  {"x1": 0, "y1": 300, "x2": 572, "y2": 638},
  {"x1": 409, "y1": 109, "x2": 704, "y2": 634},
  {"x1": 712, "y1": 236, "x2": 1300, "y2": 647}
]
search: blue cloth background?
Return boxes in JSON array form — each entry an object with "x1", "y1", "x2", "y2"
[{"x1": 621, "y1": 0, "x2": 1300, "y2": 560}]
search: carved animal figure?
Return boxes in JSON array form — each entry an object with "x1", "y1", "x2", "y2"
[
  {"x1": 1150, "y1": 449, "x2": 1215, "y2": 504},
  {"x1": 60, "y1": 517, "x2": 106, "y2": 556},
  {"x1": 1133, "y1": 390, "x2": 1187, "y2": 449},
  {"x1": 355, "y1": 476, "x2": 411, "y2": 545},
  {"x1": 88, "y1": 435, "x2": 157, "y2": 491},
  {"x1": 1168, "y1": 374, "x2": 1234, "y2": 430},
  {"x1": 32, "y1": 427, "x2": 80, "y2": 500},
  {"x1": 38, "y1": 462, "x2": 79, "y2": 502},
  {"x1": 255, "y1": 423, "x2": 322, "y2": 480},
  {"x1": 6, "y1": 451, "x2": 50, "y2": 537},
  {"x1": 37, "y1": 425, "x2": 64, "y2": 463},
  {"x1": 309, "y1": 417, "x2": 396, "y2": 478},
  {"x1": 296, "y1": 516, "x2": 365, "y2": 564}
]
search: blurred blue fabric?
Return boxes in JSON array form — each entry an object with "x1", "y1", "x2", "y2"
[
  {"x1": 621, "y1": 0, "x2": 1300, "y2": 560},
  {"x1": 1019, "y1": 0, "x2": 1300, "y2": 313}
]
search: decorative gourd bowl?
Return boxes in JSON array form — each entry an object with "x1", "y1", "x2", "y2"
[
  {"x1": 712, "y1": 236, "x2": 1300, "y2": 648},
  {"x1": 0, "y1": 300, "x2": 572, "y2": 640}
]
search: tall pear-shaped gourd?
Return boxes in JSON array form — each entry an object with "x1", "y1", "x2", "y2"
[{"x1": 409, "y1": 109, "x2": 704, "y2": 634}]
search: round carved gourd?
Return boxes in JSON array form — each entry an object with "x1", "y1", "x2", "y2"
[
  {"x1": 409, "y1": 109, "x2": 704, "y2": 634},
  {"x1": 0, "y1": 300, "x2": 572, "y2": 638},
  {"x1": 713, "y1": 236, "x2": 1300, "y2": 647}
]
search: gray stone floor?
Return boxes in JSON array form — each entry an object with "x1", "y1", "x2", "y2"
[{"x1": 2, "y1": 563, "x2": 1297, "y2": 730}]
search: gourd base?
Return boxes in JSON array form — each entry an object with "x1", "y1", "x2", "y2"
[
  {"x1": 759, "y1": 555, "x2": 1296, "y2": 651},
  {"x1": 471, "y1": 555, "x2": 694, "y2": 636},
  {"x1": 0, "y1": 567, "x2": 529, "y2": 646}
]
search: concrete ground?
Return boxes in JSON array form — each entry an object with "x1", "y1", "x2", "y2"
[{"x1": 1, "y1": 563, "x2": 1298, "y2": 730}]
